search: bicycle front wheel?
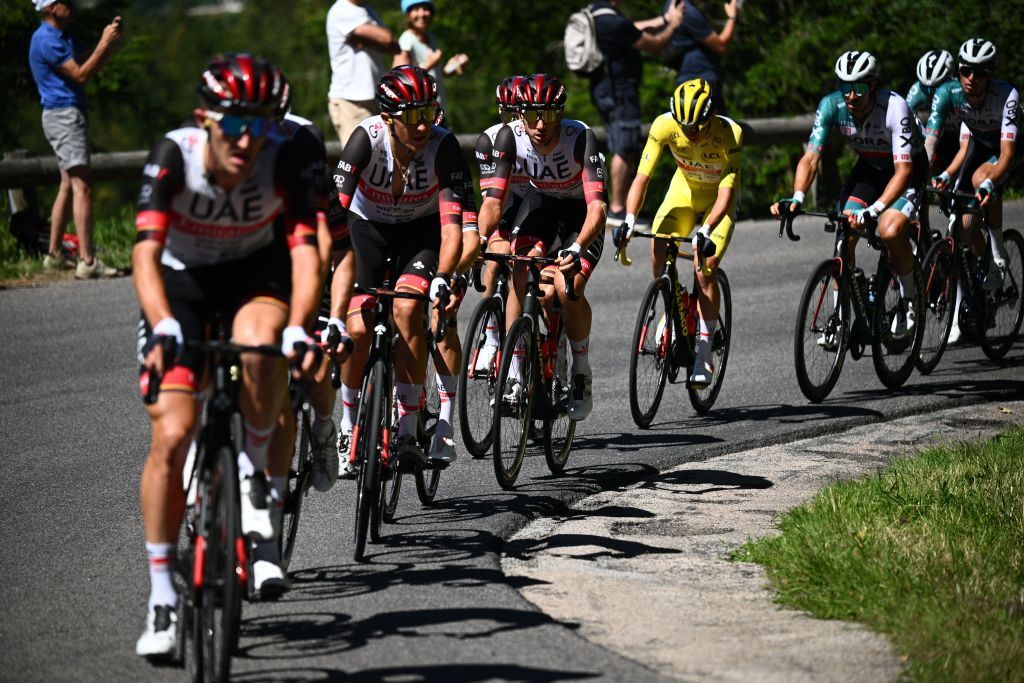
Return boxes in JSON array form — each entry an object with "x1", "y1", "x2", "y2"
[
  {"x1": 688, "y1": 269, "x2": 732, "y2": 414},
  {"x1": 458, "y1": 296, "x2": 503, "y2": 457},
  {"x1": 872, "y1": 256, "x2": 924, "y2": 389},
  {"x1": 543, "y1": 317, "x2": 575, "y2": 474},
  {"x1": 794, "y1": 260, "x2": 849, "y2": 402},
  {"x1": 280, "y1": 404, "x2": 309, "y2": 569},
  {"x1": 628, "y1": 279, "x2": 672, "y2": 428},
  {"x1": 917, "y1": 238, "x2": 957, "y2": 373},
  {"x1": 492, "y1": 317, "x2": 536, "y2": 489},
  {"x1": 981, "y1": 228, "x2": 1024, "y2": 360},
  {"x1": 353, "y1": 360, "x2": 384, "y2": 562}
]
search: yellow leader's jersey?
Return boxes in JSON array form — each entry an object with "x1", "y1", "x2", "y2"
[{"x1": 637, "y1": 113, "x2": 743, "y2": 190}]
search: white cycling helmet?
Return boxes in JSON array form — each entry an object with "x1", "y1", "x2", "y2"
[
  {"x1": 916, "y1": 49, "x2": 953, "y2": 86},
  {"x1": 959, "y1": 38, "x2": 997, "y2": 66},
  {"x1": 835, "y1": 51, "x2": 879, "y2": 82}
]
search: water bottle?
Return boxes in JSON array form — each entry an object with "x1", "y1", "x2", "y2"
[{"x1": 866, "y1": 274, "x2": 878, "y2": 309}]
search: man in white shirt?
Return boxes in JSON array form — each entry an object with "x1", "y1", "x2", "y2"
[{"x1": 326, "y1": 0, "x2": 400, "y2": 147}]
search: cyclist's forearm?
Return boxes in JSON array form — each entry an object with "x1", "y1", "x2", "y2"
[
  {"x1": 793, "y1": 152, "x2": 819, "y2": 195},
  {"x1": 943, "y1": 137, "x2": 969, "y2": 179},
  {"x1": 985, "y1": 140, "x2": 1015, "y2": 186},
  {"x1": 877, "y1": 163, "x2": 911, "y2": 208},
  {"x1": 704, "y1": 186, "x2": 735, "y2": 229},
  {"x1": 924, "y1": 134, "x2": 938, "y2": 165},
  {"x1": 132, "y1": 241, "x2": 173, "y2": 326},
  {"x1": 457, "y1": 230, "x2": 480, "y2": 275},
  {"x1": 625, "y1": 173, "x2": 651, "y2": 221},
  {"x1": 437, "y1": 223, "x2": 461, "y2": 275},
  {"x1": 477, "y1": 196, "x2": 503, "y2": 239},
  {"x1": 575, "y1": 200, "x2": 608, "y2": 249},
  {"x1": 288, "y1": 245, "x2": 321, "y2": 330}
]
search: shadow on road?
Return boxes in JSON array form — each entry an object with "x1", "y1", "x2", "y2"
[
  {"x1": 234, "y1": 663, "x2": 597, "y2": 682},
  {"x1": 643, "y1": 468, "x2": 774, "y2": 495},
  {"x1": 504, "y1": 532, "x2": 682, "y2": 562}
]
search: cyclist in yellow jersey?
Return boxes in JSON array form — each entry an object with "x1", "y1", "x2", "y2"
[{"x1": 613, "y1": 78, "x2": 742, "y2": 386}]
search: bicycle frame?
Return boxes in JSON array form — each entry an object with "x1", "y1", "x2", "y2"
[{"x1": 926, "y1": 188, "x2": 989, "y2": 319}]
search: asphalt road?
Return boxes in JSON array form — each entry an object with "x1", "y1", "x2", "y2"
[{"x1": 1, "y1": 207, "x2": 1021, "y2": 682}]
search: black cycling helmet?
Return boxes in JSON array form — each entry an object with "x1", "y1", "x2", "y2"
[
  {"x1": 197, "y1": 53, "x2": 291, "y2": 118},
  {"x1": 376, "y1": 65, "x2": 438, "y2": 113},
  {"x1": 496, "y1": 76, "x2": 521, "y2": 111},
  {"x1": 516, "y1": 73, "x2": 567, "y2": 109}
]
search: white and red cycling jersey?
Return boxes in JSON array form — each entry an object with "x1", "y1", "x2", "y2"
[
  {"x1": 475, "y1": 120, "x2": 529, "y2": 200},
  {"x1": 482, "y1": 118, "x2": 607, "y2": 204},
  {"x1": 135, "y1": 124, "x2": 321, "y2": 269},
  {"x1": 334, "y1": 115, "x2": 469, "y2": 228}
]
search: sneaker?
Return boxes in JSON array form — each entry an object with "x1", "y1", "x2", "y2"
[
  {"x1": 567, "y1": 372, "x2": 593, "y2": 421},
  {"x1": 983, "y1": 259, "x2": 1006, "y2": 292},
  {"x1": 605, "y1": 209, "x2": 626, "y2": 229},
  {"x1": 395, "y1": 434, "x2": 428, "y2": 470},
  {"x1": 310, "y1": 423, "x2": 339, "y2": 492},
  {"x1": 75, "y1": 257, "x2": 119, "y2": 279},
  {"x1": 473, "y1": 343, "x2": 499, "y2": 374},
  {"x1": 337, "y1": 430, "x2": 358, "y2": 479},
  {"x1": 240, "y1": 473, "x2": 274, "y2": 541},
  {"x1": 135, "y1": 605, "x2": 178, "y2": 658},
  {"x1": 428, "y1": 434, "x2": 457, "y2": 465},
  {"x1": 890, "y1": 298, "x2": 916, "y2": 336},
  {"x1": 252, "y1": 559, "x2": 290, "y2": 599},
  {"x1": 43, "y1": 252, "x2": 73, "y2": 271}
]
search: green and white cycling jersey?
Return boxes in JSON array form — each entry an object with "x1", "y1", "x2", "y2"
[
  {"x1": 807, "y1": 90, "x2": 924, "y2": 169},
  {"x1": 906, "y1": 79, "x2": 958, "y2": 134},
  {"x1": 925, "y1": 79, "x2": 1020, "y2": 147}
]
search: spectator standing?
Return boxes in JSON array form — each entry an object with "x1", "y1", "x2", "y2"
[
  {"x1": 590, "y1": 0, "x2": 684, "y2": 227},
  {"x1": 663, "y1": 0, "x2": 740, "y2": 112},
  {"x1": 29, "y1": 0, "x2": 122, "y2": 278},
  {"x1": 394, "y1": 0, "x2": 468, "y2": 107},
  {"x1": 326, "y1": 0, "x2": 400, "y2": 147}
]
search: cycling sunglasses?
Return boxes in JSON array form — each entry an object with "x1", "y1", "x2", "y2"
[
  {"x1": 203, "y1": 110, "x2": 273, "y2": 138},
  {"x1": 521, "y1": 108, "x2": 563, "y2": 125},
  {"x1": 679, "y1": 120, "x2": 710, "y2": 137},
  {"x1": 838, "y1": 82, "x2": 870, "y2": 97},
  {"x1": 394, "y1": 103, "x2": 439, "y2": 126},
  {"x1": 959, "y1": 65, "x2": 991, "y2": 78}
]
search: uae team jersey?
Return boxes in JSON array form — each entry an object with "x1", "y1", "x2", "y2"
[
  {"x1": 475, "y1": 120, "x2": 530, "y2": 200},
  {"x1": 926, "y1": 79, "x2": 1020, "y2": 147},
  {"x1": 637, "y1": 113, "x2": 742, "y2": 190},
  {"x1": 807, "y1": 90, "x2": 924, "y2": 169},
  {"x1": 135, "y1": 124, "x2": 322, "y2": 270}
]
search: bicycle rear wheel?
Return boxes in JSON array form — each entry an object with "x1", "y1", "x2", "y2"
[
  {"x1": 353, "y1": 360, "x2": 384, "y2": 562},
  {"x1": 458, "y1": 297, "x2": 503, "y2": 457},
  {"x1": 917, "y1": 238, "x2": 957, "y2": 373},
  {"x1": 190, "y1": 445, "x2": 241, "y2": 683},
  {"x1": 688, "y1": 269, "x2": 732, "y2": 414},
  {"x1": 380, "y1": 387, "x2": 402, "y2": 523},
  {"x1": 492, "y1": 317, "x2": 535, "y2": 489},
  {"x1": 416, "y1": 360, "x2": 442, "y2": 505},
  {"x1": 981, "y1": 228, "x2": 1024, "y2": 360},
  {"x1": 280, "y1": 404, "x2": 310, "y2": 569},
  {"x1": 543, "y1": 318, "x2": 575, "y2": 474},
  {"x1": 872, "y1": 256, "x2": 924, "y2": 389},
  {"x1": 628, "y1": 279, "x2": 672, "y2": 428},
  {"x1": 794, "y1": 260, "x2": 849, "y2": 402}
]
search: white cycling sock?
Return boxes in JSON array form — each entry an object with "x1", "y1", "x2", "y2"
[
  {"x1": 990, "y1": 225, "x2": 1007, "y2": 264},
  {"x1": 510, "y1": 340, "x2": 524, "y2": 383},
  {"x1": 146, "y1": 541, "x2": 178, "y2": 609},
  {"x1": 340, "y1": 384, "x2": 360, "y2": 434},
  {"x1": 395, "y1": 382, "x2": 421, "y2": 437},
  {"x1": 485, "y1": 315, "x2": 500, "y2": 347},
  {"x1": 238, "y1": 420, "x2": 274, "y2": 478},
  {"x1": 898, "y1": 271, "x2": 917, "y2": 299},
  {"x1": 435, "y1": 373, "x2": 457, "y2": 439},
  {"x1": 570, "y1": 335, "x2": 591, "y2": 375}
]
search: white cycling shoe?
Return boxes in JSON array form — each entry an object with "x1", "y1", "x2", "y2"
[
  {"x1": 240, "y1": 474, "x2": 274, "y2": 541},
  {"x1": 474, "y1": 343, "x2": 499, "y2": 373},
  {"x1": 428, "y1": 433, "x2": 458, "y2": 465},
  {"x1": 136, "y1": 605, "x2": 178, "y2": 658},
  {"x1": 253, "y1": 559, "x2": 290, "y2": 598},
  {"x1": 567, "y1": 372, "x2": 593, "y2": 421},
  {"x1": 890, "y1": 299, "x2": 916, "y2": 337}
]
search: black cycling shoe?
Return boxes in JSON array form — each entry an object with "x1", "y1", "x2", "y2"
[{"x1": 395, "y1": 434, "x2": 428, "y2": 472}]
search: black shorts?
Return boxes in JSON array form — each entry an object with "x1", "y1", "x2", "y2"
[
  {"x1": 511, "y1": 191, "x2": 603, "y2": 280},
  {"x1": 490, "y1": 194, "x2": 523, "y2": 243},
  {"x1": 137, "y1": 240, "x2": 292, "y2": 393},
  {"x1": 953, "y1": 136, "x2": 1023, "y2": 192},
  {"x1": 348, "y1": 212, "x2": 441, "y2": 313},
  {"x1": 838, "y1": 151, "x2": 928, "y2": 216}
]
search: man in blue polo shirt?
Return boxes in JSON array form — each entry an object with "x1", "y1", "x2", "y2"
[
  {"x1": 663, "y1": 0, "x2": 740, "y2": 113},
  {"x1": 29, "y1": 0, "x2": 122, "y2": 279}
]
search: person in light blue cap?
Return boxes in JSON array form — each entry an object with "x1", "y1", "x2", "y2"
[{"x1": 394, "y1": 0, "x2": 468, "y2": 107}]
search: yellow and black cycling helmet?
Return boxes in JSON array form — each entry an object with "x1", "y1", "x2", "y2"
[{"x1": 670, "y1": 78, "x2": 715, "y2": 130}]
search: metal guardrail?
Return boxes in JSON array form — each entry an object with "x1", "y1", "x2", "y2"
[{"x1": 0, "y1": 115, "x2": 814, "y2": 189}]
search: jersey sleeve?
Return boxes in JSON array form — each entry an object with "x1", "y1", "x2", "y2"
[
  {"x1": 719, "y1": 119, "x2": 743, "y2": 189},
  {"x1": 926, "y1": 83, "x2": 952, "y2": 137},
  {"x1": 481, "y1": 125, "x2": 516, "y2": 201},
  {"x1": 960, "y1": 120, "x2": 972, "y2": 142},
  {"x1": 274, "y1": 133, "x2": 324, "y2": 251},
  {"x1": 135, "y1": 137, "x2": 185, "y2": 245},
  {"x1": 637, "y1": 114, "x2": 670, "y2": 177},
  {"x1": 888, "y1": 96, "x2": 916, "y2": 164},
  {"x1": 1001, "y1": 87, "x2": 1019, "y2": 142},
  {"x1": 905, "y1": 82, "x2": 926, "y2": 113},
  {"x1": 807, "y1": 94, "x2": 836, "y2": 154},
  {"x1": 332, "y1": 126, "x2": 373, "y2": 232},
  {"x1": 577, "y1": 128, "x2": 608, "y2": 205},
  {"x1": 435, "y1": 133, "x2": 469, "y2": 228}
]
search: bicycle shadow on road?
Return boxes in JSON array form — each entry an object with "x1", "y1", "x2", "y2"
[
  {"x1": 641, "y1": 468, "x2": 774, "y2": 496},
  {"x1": 681, "y1": 402, "x2": 883, "y2": 429},
  {"x1": 233, "y1": 662, "x2": 597, "y2": 682},
  {"x1": 504, "y1": 532, "x2": 683, "y2": 562}
]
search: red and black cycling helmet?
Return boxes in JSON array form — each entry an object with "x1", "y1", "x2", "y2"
[
  {"x1": 376, "y1": 65, "x2": 438, "y2": 113},
  {"x1": 516, "y1": 73, "x2": 567, "y2": 110},
  {"x1": 197, "y1": 53, "x2": 291, "y2": 118},
  {"x1": 495, "y1": 76, "x2": 522, "y2": 111}
]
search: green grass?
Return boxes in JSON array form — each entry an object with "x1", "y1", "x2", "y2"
[
  {"x1": 735, "y1": 427, "x2": 1024, "y2": 682},
  {"x1": 0, "y1": 206, "x2": 135, "y2": 282}
]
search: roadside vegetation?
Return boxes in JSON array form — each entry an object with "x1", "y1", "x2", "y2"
[{"x1": 735, "y1": 426, "x2": 1024, "y2": 681}]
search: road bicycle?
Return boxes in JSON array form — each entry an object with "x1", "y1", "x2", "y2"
[
  {"x1": 779, "y1": 210, "x2": 926, "y2": 402},
  {"x1": 348, "y1": 284, "x2": 449, "y2": 562},
  {"x1": 491, "y1": 253, "x2": 576, "y2": 489},
  {"x1": 614, "y1": 231, "x2": 732, "y2": 426},
  {"x1": 917, "y1": 187, "x2": 1023, "y2": 371}
]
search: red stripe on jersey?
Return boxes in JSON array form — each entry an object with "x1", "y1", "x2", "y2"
[
  {"x1": 396, "y1": 273, "x2": 430, "y2": 294},
  {"x1": 440, "y1": 200, "x2": 462, "y2": 217},
  {"x1": 462, "y1": 210, "x2": 478, "y2": 224},
  {"x1": 338, "y1": 191, "x2": 353, "y2": 209},
  {"x1": 136, "y1": 210, "x2": 169, "y2": 231},
  {"x1": 583, "y1": 181, "x2": 605, "y2": 203}
]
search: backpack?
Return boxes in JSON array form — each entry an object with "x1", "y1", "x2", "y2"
[{"x1": 564, "y1": 4, "x2": 617, "y2": 76}]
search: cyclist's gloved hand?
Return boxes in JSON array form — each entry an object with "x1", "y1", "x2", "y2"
[
  {"x1": 776, "y1": 190, "x2": 804, "y2": 216},
  {"x1": 558, "y1": 242, "x2": 582, "y2": 273},
  {"x1": 144, "y1": 317, "x2": 183, "y2": 374},
  {"x1": 976, "y1": 178, "x2": 996, "y2": 205},
  {"x1": 452, "y1": 273, "x2": 468, "y2": 299},
  {"x1": 321, "y1": 317, "x2": 346, "y2": 345},
  {"x1": 612, "y1": 214, "x2": 635, "y2": 249},
  {"x1": 152, "y1": 317, "x2": 184, "y2": 349},
  {"x1": 852, "y1": 201, "x2": 884, "y2": 226},
  {"x1": 430, "y1": 274, "x2": 452, "y2": 305},
  {"x1": 692, "y1": 224, "x2": 714, "y2": 256},
  {"x1": 931, "y1": 171, "x2": 951, "y2": 189},
  {"x1": 282, "y1": 325, "x2": 314, "y2": 356}
]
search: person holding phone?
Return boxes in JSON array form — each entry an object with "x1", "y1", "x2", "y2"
[{"x1": 662, "y1": 0, "x2": 740, "y2": 114}]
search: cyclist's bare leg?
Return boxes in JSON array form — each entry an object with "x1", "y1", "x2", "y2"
[
  {"x1": 506, "y1": 244, "x2": 545, "y2": 332},
  {"x1": 393, "y1": 297, "x2": 428, "y2": 385},
  {"x1": 268, "y1": 407, "x2": 296, "y2": 479},
  {"x1": 972, "y1": 162, "x2": 1005, "y2": 261},
  {"x1": 694, "y1": 255, "x2": 720, "y2": 323},
  {"x1": 432, "y1": 305, "x2": 462, "y2": 376},
  {"x1": 651, "y1": 238, "x2": 669, "y2": 279},
  {"x1": 483, "y1": 235, "x2": 511, "y2": 298},
  {"x1": 553, "y1": 269, "x2": 592, "y2": 341},
  {"x1": 141, "y1": 392, "x2": 200, "y2": 543},
  {"x1": 878, "y1": 209, "x2": 913, "y2": 276}
]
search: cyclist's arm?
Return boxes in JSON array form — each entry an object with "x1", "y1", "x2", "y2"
[
  {"x1": 436, "y1": 134, "x2": 469, "y2": 277},
  {"x1": 626, "y1": 119, "x2": 669, "y2": 219},
  {"x1": 924, "y1": 83, "x2": 952, "y2": 163},
  {"x1": 984, "y1": 89, "x2": 1020, "y2": 186},
  {"x1": 705, "y1": 127, "x2": 741, "y2": 228},
  {"x1": 332, "y1": 127, "x2": 373, "y2": 238},
  {"x1": 876, "y1": 161, "x2": 912, "y2": 209},
  {"x1": 573, "y1": 129, "x2": 609, "y2": 250},
  {"x1": 478, "y1": 126, "x2": 515, "y2": 239},
  {"x1": 793, "y1": 150, "x2": 820, "y2": 196},
  {"x1": 329, "y1": 248, "x2": 355, "y2": 320},
  {"x1": 349, "y1": 22, "x2": 400, "y2": 54},
  {"x1": 457, "y1": 184, "x2": 480, "y2": 274},
  {"x1": 940, "y1": 127, "x2": 970, "y2": 180},
  {"x1": 879, "y1": 95, "x2": 917, "y2": 206},
  {"x1": 278, "y1": 141, "x2": 327, "y2": 332},
  {"x1": 776, "y1": 95, "x2": 834, "y2": 209},
  {"x1": 983, "y1": 138, "x2": 1016, "y2": 187}
]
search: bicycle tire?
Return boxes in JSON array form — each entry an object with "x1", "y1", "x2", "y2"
[
  {"x1": 980, "y1": 228, "x2": 1024, "y2": 360},
  {"x1": 380, "y1": 382, "x2": 402, "y2": 523},
  {"x1": 871, "y1": 256, "x2": 924, "y2": 389},
  {"x1": 280, "y1": 404, "x2": 310, "y2": 569},
  {"x1": 794, "y1": 260, "x2": 849, "y2": 402},
  {"x1": 688, "y1": 269, "x2": 732, "y2": 414},
  {"x1": 492, "y1": 317, "x2": 535, "y2": 489},
  {"x1": 415, "y1": 465, "x2": 441, "y2": 504},
  {"x1": 458, "y1": 296, "x2": 503, "y2": 457},
  {"x1": 917, "y1": 238, "x2": 957, "y2": 373},
  {"x1": 191, "y1": 445, "x2": 241, "y2": 683},
  {"x1": 543, "y1": 316, "x2": 575, "y2": 473},
  {"x1": 628, "y1": 279, "x2": 673, "y2": 428},
  {"x1": 353, "y1": 360, "x2": 384, "y2": 562}
]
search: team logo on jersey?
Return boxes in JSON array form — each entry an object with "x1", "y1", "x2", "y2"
[
  {"x1": 143, "y1": 163, "x2": 170, "y2": 180},
  {"x1": 413, "y1": 261, "x2": 425, "y2": 270}
]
